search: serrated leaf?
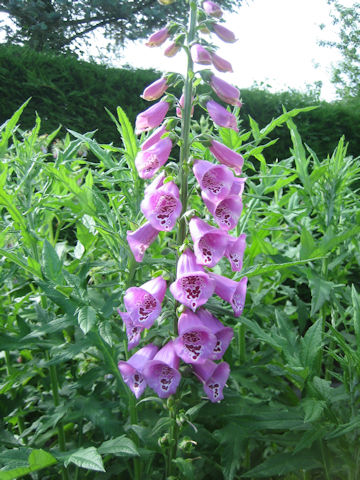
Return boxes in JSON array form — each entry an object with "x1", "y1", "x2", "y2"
[
  {"x1": 307, "y1": 270, "x2": 334, "y2": 315},
  {"x1": 302, "y1": 398, "x2": 326, "y2": 422},
  {"x1": 98, "y1": 436, "x2": 139, "y2": 457},
  {"x1": 78, "y1": 306, "x2": 97, "y2": 335},
  {"x1": 64, "y1": 447, "x2": 105, "y2": 472},
  {"x1": 300, "y1": 228, "x2": 316, "y2": 260}
]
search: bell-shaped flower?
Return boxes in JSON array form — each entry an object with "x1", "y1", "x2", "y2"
[
  {"x1": 189, "y1": 216, "x2": 228, "y2": 267},
  {"x1": 230, "y1": 177, "x2": 246, "y2": 196},
  {"x1": 210, "y1": 75, "x2": 242, "y2": 107},
  {"x1": 209, "y1": 273, "x2": 248, "y2": 317},
  {"x1": 202, "y1": 0, "x2": 223, "y2": 17},
  {"x1": 170, "y1": 248, "x2": 215, "y2": 311},
  {"x1": 202, "y1": 192, "x2": 243, "y2": 231},
  {"x1": 118, "y1": 343, "x2": 159, "y2": 398},
  {"x1": 196, "y1": 308, "x2": 234, "y2": 360},
  {"x1": 142, "y1": 77, "x2": 169, "y2": 101},
  {"x1": 193, "y1": 359, "x2": 230, "y2": 402},
  {"x1": 135, "y1": 137, "x2": 172, "y2": 179},
  {"x1": 176, "y1": 93, "x2": 194, "y2": 118},
  {"x1": 145, "y1": 27, "x2": 170, "y2": 47},
  {"x1": 206, "y1": 99, "x2": 238, "y2": 131},
  {"x1": 209, "y1": 139, "x2": 244, "y2": 174},
  {"x1": 191, "y1": 44, "x2": 212, "y2": 65},
  {"x1": 144, "y1": 171, "x2": 166, "y2": 195},
  {"x1": 164, "y1": 41, "x2": 181, "y2": 57},
  {"x1": 211, "y1": 52, "x2": 233, "y2": 73},
  {"x1": 143, "y1": 340, "x2": 181, "y2": 398},
  {"x1": 174, "y1": 310, "x2": 217, "y2": 363},
  {"x1": 118, "y1": 310, "x2": 144, "y2": 350},
  {"x1": 212, "y1": 23, "x2": 237, "y2": 43},
  {"x1": 135, "y1": 100, "x2": 170, "y2": 134},
  {"x1": 225, "y1": 233, "x2": 246, "y2": 271},
  {"x1": 193, "y1": 159, "x2": 234, "y2": 201},
  {"x1": 141, "y1": 181, "x2": 182, "y2": 231},
  {"x1": 141, "y1": 124, "x2": 168, "y2": 151},
  {"x1": 127, "y1": 222, "x2": 160, "y2": 263},
  {"x1": 124, "y1": 276, "x2": 167, "y2": 329}
]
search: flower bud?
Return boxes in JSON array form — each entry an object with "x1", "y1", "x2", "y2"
[
  {"x1": 146, "y1": 27, "x2": 170, "y2": 47},
  {"x1": 202, "y1": 1, "x2": 223, "y2": 18},
  {"x1": 191, "y1": 43, "x2": 212, "y2": 65},
  {"x1": 212, "y1": 23, "x2": 237, "y2": 43}
]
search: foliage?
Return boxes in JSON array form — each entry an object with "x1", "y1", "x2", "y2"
[
  {"x1": 321, "y1": 1, "x2": 360, "y2": 98},
  {"x1": 1, "y1": 44, "x2": 360, "y2": 163},
  {"x1": 0, "y1": 95, "x2": 359, "y2": 479},
  {"x1": 0, "y1": 0, "x2": 240, "y2": 53}
]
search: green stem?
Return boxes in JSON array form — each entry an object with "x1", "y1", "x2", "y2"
[
  {"x1": 238, "y1": 324, "x2": 246, "y2": 364},
  {"x1": 320, "y1": 439, "x2": 331, "y2": 480}
]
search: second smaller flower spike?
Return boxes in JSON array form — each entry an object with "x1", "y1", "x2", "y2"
[
  {"x1": 212, "y1": 23, "x2": 237, "y2": 43},
  {"x1": 135, "y1": 137, "x2": 172, "y2": 179},
  {"x1": 175, "y1": 310, "x2": 217, "y2": 364},
  {"x1": 209, "y1": 139, "x2": 244, "y2": 174},
  {"x1": 206, "y1": 99, "x2": 239, "y2": 131},
  {"x1": 118, "y1": 343, "x2": 159, "y2": 398},
  {"x1": 123, "y1": 276, "x2": 167, "y2": 329},
  {"x1": 170, "y1": 248, "x2": 215, "y2": 311},
  {"x1": 189, "y1": 216, "x2": 228, "y2": 267},
  {"x1": 211, "y1": 52, "x2": 233, "y2": 73},
  {"x1": 196, "y1": 309, "x2": 234, "y2": 360},
  {"x1": 193, "y1": 359, "x2": 230, "y2": 402},
  {"x1": 225, "y1": 233, "x2": 246, "y2": 272},
  {"x1": 191, "y1": 44, "x2": 212, "y2": 65},
  {"x1": 127, "y1": 222, "x2": 160, "y2": 263},
  {"x1": 141, "y1": 181, "x2": 182, "y2": 231},
  {"x1": 145, "y1": 26, "x2": 169, "y2": 47},
  {"x1": 210, "y1": 75, "x2": 242, "y2": 107},
  {"x1": 143, "y1": 340, "x2": 181, "y2": 398},
  {"x1": 202, "y1": 0, "x2": 223, "y2": 18},
  {"x1": 142, "y1": 77, "x2": 169, "y2": 101},
  {"x1": 135, "y1": 100, "x2": 170, "y2": 134},
  {"x1": 118, "y1": 310, "x2": 144, "y2": 351},
  {"x1": 209, "y1": 273, "x2": 248, "y2": 317},
  {"x1": 202, "y1": 193, "x2": 243, "y2": 231},
  {"x1": 193, "y1": 160, "x2": 235, "y2": 201}
]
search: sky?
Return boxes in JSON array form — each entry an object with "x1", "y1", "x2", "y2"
[{"x1": 0, "y1": 0, "x2": 354, "y2": 101}]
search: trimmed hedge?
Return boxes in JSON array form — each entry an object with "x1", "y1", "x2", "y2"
[{"x1": 1, "y1": 44, "x2": 359, "y2": 160}]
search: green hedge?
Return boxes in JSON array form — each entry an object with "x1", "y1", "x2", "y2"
[{"x1": 1, "y1": 44, "x2": 359, "y2": 160}]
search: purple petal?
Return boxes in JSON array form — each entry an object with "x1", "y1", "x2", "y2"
[
  {"x1": 118, "y1": 310, "x2": 144, "y2": 350},
  {"x1": 141, "y1": 125, "x2": 168, "y2": 151},
  {"x1": 206, "y1": 99, "x2": 238, "y2": 131},
  {"x1": 230, "y1": 177, "x2": 246, "y2": 196},
  {"x1": 135, "y1": 100, "x2": 169, "y2": 134},
  {"x1": 209, "y1": 273, "x2": 248, "y2": 317},
  {"x1": 225, "y1": 233, "x2": 246, "y2": 272},
  {"x1": 174, "y1": 310, "x2": 217, "y2": 363},
  {"x1": 135, "y1": 137, "x2": 172, "y2": 179},
  {"x1": 153, "y1": 340, "x2": 180, "y2": 369},
  {"x1": 193, "y1": 360, "x2": 230, "y2": 402},
  {"x1": 193, "y1": 160, "x2": 234, "y2": 201},
  {"x1": 209, "y1": 139, "x2": 244, "y2": 173},
  {"x1": 127, "y1": 222, "x2": 160, "y2": 263},
  {"x1": 141, "y1": 181, "x2": 182, "y2": 231},
  {"x1": 142, "y1": 276, "x2": 167, "y2": 303},
  {"x1": 196, "y1": 308, "x2": 234, "y2": 360},
  {"x1": 189, "y1": 217, "x2": 228, "y2": 267},
  {"x1": 144, "y1": 172, "x2": 166, "y2": 195},
  {"x1": 124, "y1": 287, "x2": 161, "y2": 329},
  {"x1": 176, "y1": 248, "x2": 205, "y2": 276},
  {"x1": 202, "y1": 193, "x2": 243, "y2": 231}
]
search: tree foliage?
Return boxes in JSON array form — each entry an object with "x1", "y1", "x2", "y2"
[
  {"x1": 321, "y1": 1, "x2": 360, "y2": 98},
  {"x1": 0, "y1": 0, "x2": 240, "y2": 53}
]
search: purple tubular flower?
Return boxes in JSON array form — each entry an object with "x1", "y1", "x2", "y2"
[
  {"x1": 118, "y1": 310, "x2": 144, "y2": 350},
  {"x1": 189, "y1": 216, "x2": 228, "y2": 267},
  {"x1": 141, "y1": 124, "x2": 168, "y2": 151},
  {"x1": 118, "y1": 343, "x2": 159, "y2": 398},
  {"x1": 211, "y1": 52, "x2": 233, "y2": 73},
  {"x1": 193, "y1": 359, "x2": 230, "y2": 402},
  {"x1": 213, "y1": 23, "x2": 237, "y2": 43},
  {"x1": 143, "y1": 340, "x2": 181, "y2": 398},
  {"x1": 202, "y1": 192, "x2": 243, "y2": 231},
  {"x1": 209, "y1": 273, "x2": 248, "y2": 317},
  {"x1": 230, "y1": 177, "x2": 246, "y2": 196},
  {"x1": 123, "y1": 276, "x2": 167, "y2": 329},
  {"x1": 191, "y1": 44, "x2": 212, "y2": 65},
  {"x1": 225, "y1": 233, "x2": 246, "y2": 271},
  {"x1": 127, "y1": 222, "x2": 160, "y2": 263},
  {"x1": 142, "y1": 77, "x2": 169, "y2": 101},
  {"x1": 193, "y1": 160, "x2": 234, "y2": 201},
  {"x1": 135, "y1": 137, "x2": 172, "y2": 179},
  {"x1": 145, "y1": 27, "x2": 169, "y2": 47},
  {"x1": 209, "y1": 139, "x2": 244, "y2": 174},
  {"x1": 210, "y1": 75, "x2": 242, "y2": 107},
  {"x1": 174, "y1": 310, "x2": 217, "y2": 363},
  {"x1": 196, "y1": 308, "x2": 234, "y2": 360},
  {"x1": 164, "y1": 41, "x2": 182, "y2": 57},
  {"x1": 170, "y1": 248, "x2": 215, "y2": 311},
  {"x1": 206, "y1": 99, "x2": 238, "y2": 131},
  {"x1": 135, "y1": 100, "x2": 170, "y2": 134},
  {"x1": 203, "y1": 0, "x2": 223, "y2": 17},
  {"x1": 144, "y1": 171, "x2": 166, "y2": 195},
  {"x1": 141, "y1": 181, "x2": 182, "y2": 231}
]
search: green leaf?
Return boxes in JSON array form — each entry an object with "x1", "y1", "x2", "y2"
[
  {"x1": 0, "y1": 449, "x2": 57, "y2": 480},
  {"x1": 78, "y1": 306, "x2": 97, "y2": 335},
  {"x1": 241, "y1": 257, "x2": 324, "y2": 279},
  {"x1": 302, "y1": 398, "x2": 326, "y2": 422},
  {"x1": 64, "y1": 447, "x2": 105, "y2": 472},
  {"x1": 307, "y1": 270, "x2": 334, "y2": 315},
  {"x1": 42, "y1": 240, "x2": 64, "y2": 284},
  {"x1": 351, "y1": 285, "x2": 360, "y2": 350},
  {"x1": 300, "y1": 228, "x2": 316, "y2": 260},
  {"x1": 0, "y1": 99, "x2": 31, "y2": 154},
  {"x1": 172, "y1": 457, "x2": 194, "y2": 479},
  {"x1": 300, "y1": 319, "x2": 322, "y2": 374},
  {"x1": 98, "y1": 436, "x2": 139, "y2": 457}
]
